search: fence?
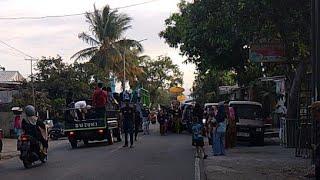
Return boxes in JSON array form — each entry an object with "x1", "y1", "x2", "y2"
[{"x1": 280, "y1": 118, "x2": 314, "y2": 158}]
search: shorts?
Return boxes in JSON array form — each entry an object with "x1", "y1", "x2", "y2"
[{"x1": 192, "y1": 139, "x2": 204, "y2": 147}]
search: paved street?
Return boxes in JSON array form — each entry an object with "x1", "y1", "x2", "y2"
[{"x1": 0, "y1": 125, "x2": 195, "y2": 180}]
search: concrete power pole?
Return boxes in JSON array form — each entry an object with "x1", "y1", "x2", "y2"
[{"x1": 25, "y1": 58, "x2": 37, "y2": 107}]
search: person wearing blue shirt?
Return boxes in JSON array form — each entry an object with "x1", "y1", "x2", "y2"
[{"x1": 192, "y1": 118, "x2": 208, "y2": 159}]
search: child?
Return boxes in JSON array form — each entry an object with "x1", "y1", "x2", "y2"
[{"x1": 192, "y1": 118, "x2": 208, "y2": 159}]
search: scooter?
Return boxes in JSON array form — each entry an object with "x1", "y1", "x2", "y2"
[{"x1": 17, "y1": 135, "x2": 47, "y2": 168}]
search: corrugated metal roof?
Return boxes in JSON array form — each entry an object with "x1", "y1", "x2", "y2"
[{"x1": 0, "y1": 71, "x2": 25, "y2": 83}]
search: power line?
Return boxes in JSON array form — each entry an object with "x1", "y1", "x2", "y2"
[
  {"x1": 0, "y1": 48, "x2": 26, "y2": 58},
  {"x1": 0, "y1": 0, "x2": 159, "y2": 20},
  {"x1": 0, "y1": 39, "x2": 34, "y2": 58}
]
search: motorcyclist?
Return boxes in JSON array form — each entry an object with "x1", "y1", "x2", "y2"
[{"x1": 21, "y1": 105, "x2": 48, "y2": 154}]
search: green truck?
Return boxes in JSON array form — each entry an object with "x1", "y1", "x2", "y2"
[{"x1": 64, "y1": 107, "x2": 121, "y2": 149}]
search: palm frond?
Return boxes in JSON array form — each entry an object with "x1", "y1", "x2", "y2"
[
  {"x1": 71, "y1": 46, "x2": 98, "y2": 61},
  {"x1": 78, "y1": 32, "x2": 99, "y2": 46}
]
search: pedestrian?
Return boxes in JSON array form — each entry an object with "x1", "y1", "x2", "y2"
[
  {"x1": 92, "y1": 82, "x2": 107, "y2": 118},
  {"x1": 142, "y1": 106, "x2": 150, "y2": 135},
  {"x1": 158, "y1": 109, "x2": 166, "y2": 136},
  {"x1": 227, "y1": 106, "x2": 237, "y2": 148},
  {"x1": 206, "y1": 106, "x2": 216, "y2": 146},
  {"x1": 192, "y1": 117, "x2": 208, "y2": 159},
  {"x1": 121, "y1": 100, "x2": 135, "y2": 148},
  {"x1": 134, "y1": 104, "x2": 142, "y2": 141},
  {"x1": 14, "y1": 114, "x2": 22, "y2": 137},
  {"x1": 311, "y1": 101, "x2": 320, "y2": 179},
  {"x1": 213, "y1": 104, "x2": 226, "y2": 156}
]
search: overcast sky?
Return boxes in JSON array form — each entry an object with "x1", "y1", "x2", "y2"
[{"x1": 0, "y1": 0, "x2": 195, "y2": 94}]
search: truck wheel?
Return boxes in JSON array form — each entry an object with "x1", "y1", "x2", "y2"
[
  {"x1": 257, "y1": 136, "x2": 264, "y2": 146},
  {"x1": 69, "y1": 139, "x2": 77, "y2": 149},
  {"x1": 107, "y1": 130, "x2": 113, "y2": 145}
]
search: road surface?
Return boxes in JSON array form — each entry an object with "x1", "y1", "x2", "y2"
[{"x1": 0, "y1": 125, "x2": 195, "y2": 180}]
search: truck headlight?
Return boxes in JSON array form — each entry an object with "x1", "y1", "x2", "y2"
[{"x1": 256, "y1": 128, "x2": 262, "y2": 132}]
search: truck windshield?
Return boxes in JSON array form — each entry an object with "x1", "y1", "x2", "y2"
[{"x1": 233, "y1": 105, "x2": 262, "y2": 120}]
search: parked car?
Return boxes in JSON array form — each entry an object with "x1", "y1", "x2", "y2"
[{"x1": 229, "y1": 101, "x2": 265, "y2": 146}]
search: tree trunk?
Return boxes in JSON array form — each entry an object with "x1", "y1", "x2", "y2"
[{"x1": 287, "y1": 60, "x2": 307, "y2": 120}]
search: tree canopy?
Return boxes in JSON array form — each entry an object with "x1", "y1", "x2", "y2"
[
  {"x1": 72, "y1": 5, "x2": 143, "y2": 87},
  {"x1": 161, "y1": 0, "x2": 311, "y2": 118},
  {"x1": 138, "y1": 55, "x2": 183, "y2": 105}
]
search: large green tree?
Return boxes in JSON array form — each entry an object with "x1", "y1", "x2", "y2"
[
  {"x1": 161, "y1": 0, "x2": 311, "y2": 119},
  {"x1": 72, "y1": 5, "x2": 143, "y2": 88},
  {"x1": 138, "y1": 55, "x2": 183, "y2": 105}
]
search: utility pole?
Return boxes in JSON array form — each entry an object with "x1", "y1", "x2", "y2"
[
  {"x1": 122, "y1": 38, "x2": 147, "y2": 92},
  {"x1": 25, "y1": 58, "x2": 38, "y2": 108}
]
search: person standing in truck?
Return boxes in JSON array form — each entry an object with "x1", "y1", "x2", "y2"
[{"x1": 92, "y1": 82, "x2": 107, "y2": 119}]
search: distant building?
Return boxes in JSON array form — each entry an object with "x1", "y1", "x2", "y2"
[{"x1": 0, "y1": 71, "x2": 25, "y2": 104}]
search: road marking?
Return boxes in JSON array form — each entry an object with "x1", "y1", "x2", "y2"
[{"x1": 195, "y1": 157, "x2": 201, "y2": 180}]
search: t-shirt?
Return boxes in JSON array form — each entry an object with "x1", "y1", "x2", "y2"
[
  {"x1": 121, "y1": 106, "x2": 134, "y2": 122},
  {"x1": 192, "y1": 123, "x2": 204, "y2": 141},
  {"x1": 92, "y1": 88, "x2": 107, "y2": 108}
]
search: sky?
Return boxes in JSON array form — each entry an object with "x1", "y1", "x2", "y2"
[{"x1": 0, "y1": 0, "x2": 195, "y2": 95}]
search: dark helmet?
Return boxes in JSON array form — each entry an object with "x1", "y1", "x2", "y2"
[{"x1": 25, "y1": 105, "x2": 36, "y2": 117}]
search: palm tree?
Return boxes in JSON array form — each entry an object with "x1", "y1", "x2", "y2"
[{"x1": 72, "y1": 5, "x2": 143, "y2": 85}]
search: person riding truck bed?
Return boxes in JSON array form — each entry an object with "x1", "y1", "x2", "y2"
[{"x1": 92, "y1": 82, "x2": 107, "y2": 118}]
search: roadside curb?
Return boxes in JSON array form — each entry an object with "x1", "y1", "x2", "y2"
[{"x1": 0, "y1": 151, "x2": 19, "y2": 160}]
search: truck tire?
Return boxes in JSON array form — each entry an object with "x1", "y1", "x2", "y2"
[
  {"x1": 107, "y1": 130, "x2": 113, "y2": 145},
  {"x1": 255, "y1": 134, "x2": 264, "y2": 146},
  {"x1": 69, "y1": 139, "x2": 78, "y2": 149}
]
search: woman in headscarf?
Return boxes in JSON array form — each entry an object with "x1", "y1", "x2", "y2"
[{"x1": 213, "y1": 104, "x2": 226, "y2": 156}]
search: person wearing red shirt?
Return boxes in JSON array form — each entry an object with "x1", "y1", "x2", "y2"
[{"x1": 92, "y1": 82, "x2": 107, "y2": 118}]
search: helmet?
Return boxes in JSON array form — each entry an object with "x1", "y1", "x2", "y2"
[{"x1": 25, "y1": 105, "x2": 36, "y2": 117}]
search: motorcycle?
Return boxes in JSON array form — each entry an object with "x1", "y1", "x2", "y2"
[
  {"x1": 17, "y1": 134, "x2": 47, "y2": 168},
  {"x1": 49, "y1": 127, "x2": 64, "y2": 140}
]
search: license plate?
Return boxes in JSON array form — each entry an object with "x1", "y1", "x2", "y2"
[{"x1": 237, "y1": 132, "x2": 250, "y2": 137}]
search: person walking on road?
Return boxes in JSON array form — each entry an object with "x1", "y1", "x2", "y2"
[
  {"x1": 310, "y1": 102, "x2": 320, "y2": 179},
  {"x1": 213, "y1": 104, "x2": 226, "y2": 156},
  {"x1": 142, "y1": 106, "x2": 150, "y2": 135},
  {"x1": 134, "y1": 104, "x2": 142, "y2": 141},
  {"x1": 121, "y1": 100, "x2": 135, "y2": 148},
  {"x1": 192, "y1": 117, "x2": 208, "y2": 159},
  {"x1": 158, "y1": 109, "x2": 166, "y2": 136}
]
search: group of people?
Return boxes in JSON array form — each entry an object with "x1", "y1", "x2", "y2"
[
  {"x1": 190, "y1": 102, "x2": 236, "y2": 159},
  {"x1": 120, "y1": 100, "x2": 153, "y2": 148}
]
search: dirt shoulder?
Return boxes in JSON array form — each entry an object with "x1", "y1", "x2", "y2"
[{"x1": 204, "y1": 140, "x2": 313, "y2": 180}]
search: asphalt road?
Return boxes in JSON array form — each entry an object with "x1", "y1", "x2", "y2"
[{"x1": 0, "y1": 125, "x2": 194, "y2": 180}]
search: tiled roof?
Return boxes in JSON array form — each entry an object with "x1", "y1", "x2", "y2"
[{"x1": 0, "y1": 71, "x2": 25, "y2": 83}]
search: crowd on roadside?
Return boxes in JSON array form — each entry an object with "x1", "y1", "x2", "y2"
[{"x1": 147, "y1": 100, "x2": 237, "y2": 159}]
